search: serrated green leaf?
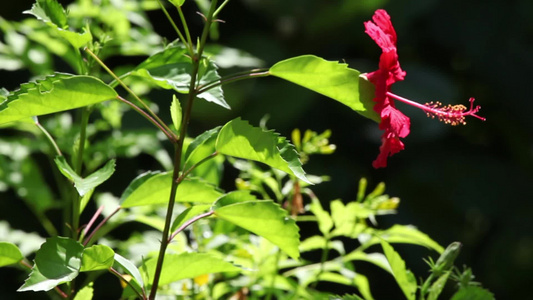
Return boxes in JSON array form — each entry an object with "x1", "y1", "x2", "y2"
[
  {"x1": 113, "y1": 253, "x2": 144, "y2": 289},
  {"x1": 213, "y1": 198, "x2": 300, "y2": 259},
  {"x1": 131, "y1": 46, "x2": 229, "y2": 109},
  {"x1": 171, "y1": 204, "x2": 212, "y2": 231},
  {"x1": 24, "y1": 0, "x2": 92, "y2": 48},
  {"x1": 170, "y1": 94, "x2": 182, "y2": 132},
  {"x1": 381, "y1": 241, "x2": 417, "y2": 300},
  {"x1": 54, "y1": 156, "x2": 116, "y2": 197},
  {"x1": 120, "y1": 172, "x2": 222, "y2": 208},
  {"x1": 0, "y1": 73, "x2": 117, "y2": 125},
  {"x1": 73, "y1": 283, "x2": 94, "y2": 300},
  {"x1": 364, "y1": 225, "x2": 444, "y2": 253},
  {"x1": 18, "y1": 237, "x2": 83, "y2": 292},
  {"x1": 215, "y1": 118, "x2": 310, "y2": 183},
  {"x1": 80, "y1": 245, "x2": 114, "y2": 272},
  {"x1": 270, "y1": 55, "x2": 379, "y2": 122},
  {"x1": 451, "y1": 286, "x2": 495, "y2": 300},
  {"x1": 0, "y1": 242, "x2": 24, "y2": 267},
  {"x1": 427, "y1": 271, "x2": 451, "y2": 300},
  {"x1": 144, "y1": 252, "x2": 241, "y2": 286}
]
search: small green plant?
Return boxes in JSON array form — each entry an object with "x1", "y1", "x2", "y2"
[{"x1": 0, "y1": 1, "x2": 492, "y2": 299}]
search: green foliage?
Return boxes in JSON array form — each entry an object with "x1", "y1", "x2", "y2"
[
  {"x1": 270, "y1": 55, "x2": 379, "y2": 122},
  {"x1": 18, "y1": 237, "x2": 84, "y2": 292},
  {"x1": 80, "y1": 245, "x2": 115, "y2": 272},
  {"x1": 0, "y1": 242, "x2": 24, "y2": 267},
  {"x1": 144, "y1": 252, "x2": 241, "y2": 286},
  {"x1": 451, "y1": 286, "x2": 495, "y2": 300},
  {"x1": 213, "y1": 191, "x2": 300, "y2": 259},
  {"x1": 216, "y1": 118, "x2": 310, "y2": 183},
  {"x1": 120, "y1": 172, "x2": 222, "y2": 208},
  {"x1": 0, "y1": 1, "x2": 492, "y2": 299},
  {"x1": 54, "y1": 156, "x2": 116, "y2": 197},
  {"x1": 381, "y1": 241, "x2": 417, "y2": 300},
  {"x1": 0, "y1": 73, "x2": 117, "y2": 125}
]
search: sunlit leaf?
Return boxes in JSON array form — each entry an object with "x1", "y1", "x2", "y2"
[
  {"x1": 24, "y1": 0, "x2": 92, "y2": 48},
  {"x1": 18, "y1": 237, "x2": 84, "y2": 292},
  {"x1": 183, "y1": 127, "x2": 223, "y2": 185},
  {"x1": 0, "y1": 242, "x2": 24, "y2": 267},
  {"x1": 216, "y1": 118, "x2": 310, "y2": 183},
  {"x1": 170, "y1": 94, "x2": 182, "y2": 132},
  {"x1": 73, "y1": 283, "x2": 94, "y2": 300},
  {"x1": 342, "y1": 251, "x2": 391, "y2": 274},
  {"x1": 363, "y1": 225, "x2": 444, "y2": 253},
  {"x1": 213, "y1": 195, "x2": 300, "y2": 259},
  {"x1": 0, "y1": 73, "x2": 117, "y2": 125},
  {"x1": 80, "y1": 245, "x2": 114, "y2": 272},
  {"x1": 380, "y1": 241, "x2": 417, "y2": 300},
  {"x1": 270, "y1": 55, "x2": 379, "y2": 122},
  {"x1": 144, "y1": 252, "x2": 241, "y2": 286},
  {"x1": 309, "y1": 197, "x2": 333, "y2": 235},
  {"x1": 299, "y1": 236, "x2": 345, "y2": 255},
  {"x1": 131, "y1": 46, "x2": 229, "y2": 109},
  {"x1": 120, "y1": 172, "x2": 222, "y2": 208},
  {"x1": 113, "y1": 253, "x2": 144, "y2": 289},
  {"x1": 204, "y1": 44, "x2": 265, "y2": 68},
  {"x1": 169, "y1": 0, "x2": 186, "y2": 8},
  {"x1": 54, "y1": 156, "x2": 116, "y2": 197}
]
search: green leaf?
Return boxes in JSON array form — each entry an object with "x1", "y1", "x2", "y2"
[
  {"x1": 380, "y1": 241, "x2": 417, "y2": 300},
  {"x1": 216, "y1": 118, "x2": 310, "y2": 183},
  {"x1": 170, "y1": 94, "x2": 182, "y2": 132},
  {"x1": 309, "y1": 197, "x2": 333, "y2": 235},
  {"x1": 427, "y1": 271, "x2": 451, "y2": 300},
  {"x1": 73, "y1": 283, "x2": 94, "y2": 300},
  {"x1": 0, "y1": 73, "x2": 117, "y2": 125},
  {"x1": 329, "y1": 294, "x2": 365, "y2": 300},
  {"x1": 113, "y1": 253, "x2": 144, "y2": 289},
  {"x1": 363, "y1": 225, "x2": 444, "y2": 253},
  {"x1": 299, "y1": 236, "x2": 345, "y2": 255},
  {"x1": 24, "y1": 0, "x2": 92, "y2": 48},
  {"x1": 131, "y1": 46, "x2": 229, "y2": 109},
  {"x1": 54, "y1": 156, "x2": 116, "y2": 197},
  {"x1": 451, "y1": 286, "x2": 495, "y2": 300},
  {"x1": 169, "y1": 0, "x2": 186, "y2": 7},
  {"x1": 145, "y1": 252, "x2": 241, "y2": 286},
  {"x1": 0, "y1": 242, "x2": 24, "y2": 267},
  {"x1": 120, "y1": 172, "x2": 222, "y2": 208},
  {"x1": 18, "y1": 237, "x2": 84, "y2": 292},
  {"x1": 270, "y1": 55, "x2": 379, "y2": 122},
  {"x1": 213, "y1": 197, "x2": 300, "y2": 259},
  {"x1": 342, "y1": 251, "x2": 391, "y2": 274},
  {"x1": 80, "y1": 245, "x2": 115, "y2": 272}
]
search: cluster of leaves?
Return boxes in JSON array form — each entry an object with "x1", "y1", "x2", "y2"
[{"x1": 0, "y1": 0, "x2": 493, "y2": 299}]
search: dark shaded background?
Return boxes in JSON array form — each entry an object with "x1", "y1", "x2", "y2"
[{"x1": 2, "y1": 0, "x2": 532, "y2": 299}]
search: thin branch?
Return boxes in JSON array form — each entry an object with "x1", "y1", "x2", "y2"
[
  {"x1": 79, "y1": 205, "x2": 104, "y2": 243},
  {"x1": 177, "y1": 151, "x2": 218, "y2": 184},
  {"x1": 116, "y1": 95, "x2": 177, "y2": 143},
  {"x1": 110, "y1": 267, "x2": 145, "y2": 300},
  {"x1": 84, "y1": 47, "x2": 175, "y2": 140},
  {"x1": 197, "y1": 69, "x2": 269, "y2": 94},
  {"x1": 34, "y1": 117, "x2": 62, "y2": 156},
  {"x1": 83, "y1": 206, "x2": 121, "y2": 246},
  {"x1": 168, "y1": 211, "x2": 214, "y2": 242}
]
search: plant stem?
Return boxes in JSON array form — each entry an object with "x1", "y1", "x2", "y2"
[
  {"x1": 156, "y1": 0, "x2": 192, "y2": 55},
  {"x1": 178, "y1": 151, "x2": 218, "y2": 184},
  {"x1": 149, "y1": 2, "x2": 219, "y2": 298},
  {"x1": 197, "y1": 69, "x2": 269, "y2": 94},
  {"x1": 176, "y1": 5, "x2": 194, "y2": 54},
  {"x1": 116, "y1": 95, "x2": 177, "y2": 143},
  {"x1": 71, "y1": 107, "x2": 90, "y2": 240},
  {"x1": 84, "y1": 47, "x2": 176, "y2": 140},
  {"x1": 213, "y1": 0, "x2": 231, "y2": 17},
  {"x1": 34, "y1": 117, "x2": 62, "y2": 156},
  {"x1": 79, "y1": 205, "x2": 104, "y2": 243}
]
